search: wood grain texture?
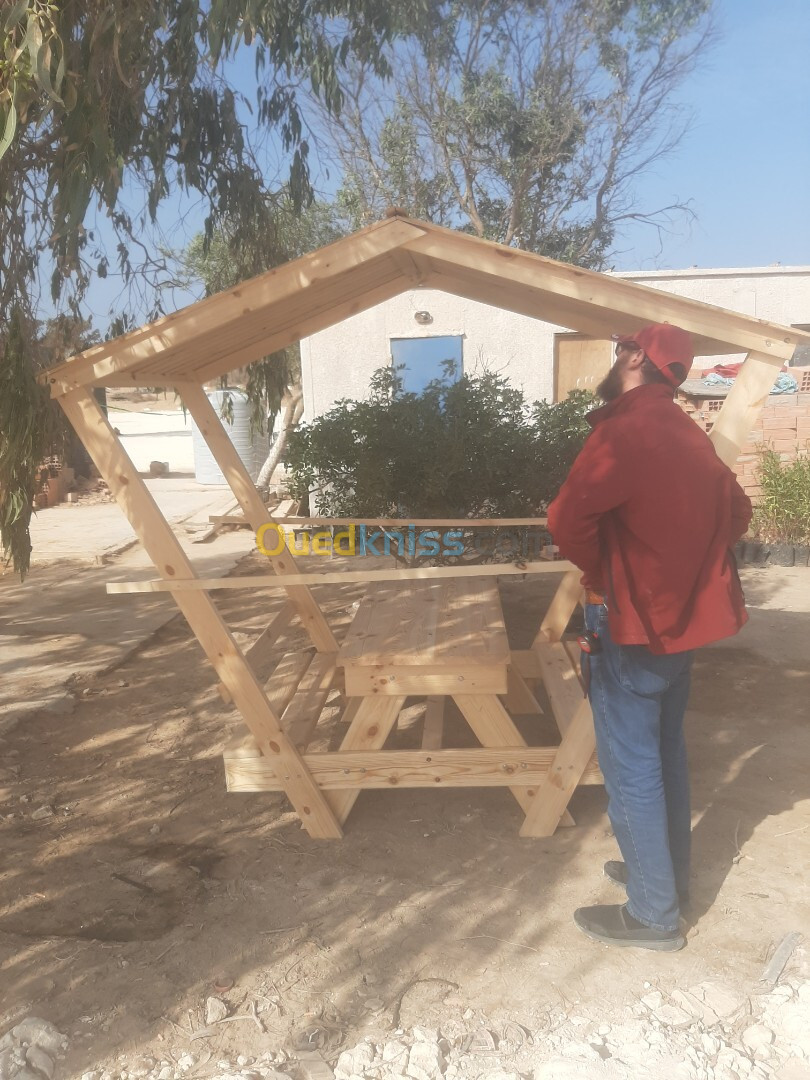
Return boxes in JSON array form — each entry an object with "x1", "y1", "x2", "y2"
[
  {"x1": 60, "y1": 388, "x2": 342, "y2": 838},
  {"x1": 223, "y1": 746, "x2": 604, "y2": 792},
  {"x1": 107, "y1": 560, "x2": 576, "y2": 594}
]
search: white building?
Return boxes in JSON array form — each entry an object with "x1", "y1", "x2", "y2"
[{"x1": 301, "y1": 265, "x2": 810, "y2": 418}]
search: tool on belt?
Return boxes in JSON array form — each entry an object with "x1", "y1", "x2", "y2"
[
  {"x1": 577, "y1": 628, "x2": 602, "y2": 655},
  {"x1": 577, "y1": 627, "x2": 602, "y2": 697}
]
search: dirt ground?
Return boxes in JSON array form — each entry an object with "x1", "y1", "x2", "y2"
[{"x1": 1, "y1": 556, "x2": 809, "y2": 1078}]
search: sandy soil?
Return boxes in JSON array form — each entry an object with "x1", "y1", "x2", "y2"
[{"x1": 1, "y1": 557, "x2": 808, "y2": 1077}]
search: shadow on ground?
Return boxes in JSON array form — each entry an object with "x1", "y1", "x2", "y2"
[{"x1": 0, "y1": 562, "x2": 808, "y2": 1073}]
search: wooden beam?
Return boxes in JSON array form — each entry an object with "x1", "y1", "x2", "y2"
[
  {"x1": 421, "y1": 697, "x2": 445, "y2": 750},
  {"x1": 533, "y1": 569, "x2": 583, "y2": 646},
  {"x1": 153, "y1": 265, "x2": 409, "y2": 386},
  {"x1": 179, "y1": 384, "x2": 338, "y2": 652},
  {"x1": 453, "y1": 694, "x2": 538, "y2": 815},
  {"x1": 343, "y1": 663, "x2": 507, "y2": 697},
  {"x1": 59, "y1": 388, "x2": 342, "y2": 838},
  {"x1": 519, "y1": 698, "x2": 597, "y2": 838},
  {"x1": 709, "y1": 350, "x2": 786, "y2": 468},
  {"x1": 281, "y1": 652, "x2": 338, "y2": 750},
  {"x1": 406, "y1": 232, "x2": 805, "y2": 361},
  {"x1": 107, "y1": 560, "x2": 576, "y2": 595},
  {"x1": 44, "y1": 218, "x2": 426, "y2": 395},
  {"x1": 532, "y1": 642, "x2": 584, "y2": 737},
  {"x1": 325, "y1": 696, "x2": 407, "y2": 823},
  {"x1": 237, "y1": 516, "x2": 550, "y2": 528},
  {"x1": 218, "y1": 600, "x2": 296, "y2": 704},
  {"x1": 223, "y1": 745, "x2": 605, "y2": 792},
  {"x1": 501, "y1": 668, "x2": 544, "y2": 716},
  {"x1": 263, "y1": 649, "x2": 315, "y2": 716},
  {"x1": 510, "y1": 649, "x2": 544, "y2": 679},
  {"x1": 152, "y1": 261, "x2": 409, "y2": 384}
]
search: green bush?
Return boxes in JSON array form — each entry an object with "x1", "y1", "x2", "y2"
[
  {"x1": 285, "y1": 365, "x2": 593, "y2": 521},
  {"x1": 751, "y1": 448, "x2": 810, "y2": 545}
]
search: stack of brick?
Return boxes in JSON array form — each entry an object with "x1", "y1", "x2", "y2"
[{"x1": 677, "y1": 367, "x2": 810, "y2": 501}]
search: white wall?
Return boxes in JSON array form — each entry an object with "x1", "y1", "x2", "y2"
[
  {"x1": 301, "y1": 267, "x2": 810, "y2": 417},
  {"x1": 617, "y1": 266, "x2": 810, "y2": 369}
]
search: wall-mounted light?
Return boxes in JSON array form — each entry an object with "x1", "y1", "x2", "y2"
[{"x1": 414, "y1": 311, "x2": 433, "y2": 325}]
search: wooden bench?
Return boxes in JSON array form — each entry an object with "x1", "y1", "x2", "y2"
[{"x1": 222, "y1": 576, "x2": 603, "y2": 832}]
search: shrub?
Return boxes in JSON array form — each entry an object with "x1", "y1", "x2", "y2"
[
  {"x1": 286, "y1": 365, "x2": 593, "y2": 522},
  {"x1": 751, "y1": 448, "x2": 810, "y2": 545}
]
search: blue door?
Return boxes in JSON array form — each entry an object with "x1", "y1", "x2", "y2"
[{"x1": 390, "y1": 336, "x2": 463, "y2": 394}]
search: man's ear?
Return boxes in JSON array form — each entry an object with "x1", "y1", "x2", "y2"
[{"x1": 627, "y1": 349, "x2": 646, "y2": 371}]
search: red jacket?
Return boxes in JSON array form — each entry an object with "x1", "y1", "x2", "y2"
[{"x1": 547, "y1": 384, "x2": 752, "y2": 654}]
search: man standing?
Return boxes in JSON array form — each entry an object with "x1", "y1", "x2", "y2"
[{"x1": 547, "y1": 323, "x2": 752, "y2": 951}]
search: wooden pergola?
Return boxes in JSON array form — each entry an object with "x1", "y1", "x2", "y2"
[{"x1": 42, "y1": 214, "x2": 810, "y2": 839}]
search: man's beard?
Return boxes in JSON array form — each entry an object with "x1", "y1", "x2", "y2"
[{"x1": 597, "y1": 364, "x2": 624, "y2": 402}]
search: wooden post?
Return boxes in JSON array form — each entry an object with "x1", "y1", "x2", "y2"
[
  {"x1": 325, "y1": 696, "x2": 407, "y2": 824},
  {"x1": 708, "y1": 350, "x2": 784, "y2": 467},
  {"x1": 178, "y1": 383, "x2": 338, "y2": 652},
  {"x1": 519, "y1": 699, "x2": 596, "y2": 837},
  {"x1": 533, "y1": 569, "x2": 583, "y2": 647},
  {"x1": 59, "y1": 388, "x2": 342, "y2": 839}
]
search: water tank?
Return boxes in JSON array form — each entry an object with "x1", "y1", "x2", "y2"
[{"x1": 191, "y1": 389, "x2": 269, "y2": 485}]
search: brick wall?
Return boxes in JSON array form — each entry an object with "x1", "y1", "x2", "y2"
[{"x1": 677, "y1": 368, "x2": 810, "y2": 501}]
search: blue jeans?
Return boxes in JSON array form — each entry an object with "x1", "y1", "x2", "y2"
[{"x1": 583, "y1": 603, "x2": 694, "y2": 932}]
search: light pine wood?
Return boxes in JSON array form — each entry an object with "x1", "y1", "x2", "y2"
[
  {"x1": 183, "y1": 269, "x2": 410, "y2": 385},
  {"x1": 218, "y1": 600, "x2": 297, "y2": 704},
  {"x1": 325, "y1": 696, "x2": 407, "y2": 823},
  {"x1": 59, "y1": 388, "x2": 342, "y2": 838},
  {"x1": 555, "y1": 334, "x2": 613, "y2": 401},
  {"x1": 343, "y1": 663, "x2": 508, "y2": 697},
  {"x1": 45, "y1": 217, "x2": 427, "y2": 394},
  {"x1": 453, "y1": 695, "x2": 538, "y2": 815},
  {"x1": 224, "y1": 728, "x2": 264, "y2": 759},
  {"x1": 42, "y1": 215, "x2": 810, "y2": 396},
  {"x1": 223, "y1": 746, "x2": 604, "y2": 792},
  {"x1": 45, "y1": 215, "x2": 802, "y2": 841},
  {"x1": 340, "y1": 579, "x2": 509, "y2": 665},
  {"x1": 263, "y1": 650, "x2": 315, "y2": 717},
  {"x1": 519, "y1": 698, "x2": 597, "y2": 838},
  {"x1": 107, "y1": 559, "x2": 576, "y2": 595},
  {"x1": 510, "y1": 649, "x2": 544, "y2": 679},
  {"x1": 709, "y1": 350, "x2": 787, "y2": 467},
  {"x1": 421, "y1": 697, "x2": 445, "y2": 750},
  {"x1": 403, "y1": 228, "x2": 805, "y2": 361},
  {"x1": 533, "y1": 569, "x2": 584, "y2": 646},
  {"x1": 281, "y1": 652, "x2": 338, "y2": 749},
  {"x1": 501, "y1": 668, "x2": 544, "y2": 716},
  {"x1": 179, "y1": 383, "x2": 338, "y2": 652},
  {"x1": 221, "y1": 515, "x2": 549, "y2": 527},
  {"x1": 532, "y1": 642, "x2": 584, "y2": 737}
]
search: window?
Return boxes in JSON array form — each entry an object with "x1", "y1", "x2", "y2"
[{"x1": 390, "y1": 335, "x2": 463, "y2": 394}]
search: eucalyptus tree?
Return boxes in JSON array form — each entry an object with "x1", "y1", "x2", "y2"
[
  {"x1": 317, "y1": 0, "x2": 714, "y2": 268},
  {"x1": 0, "y1": 0, "x2": 423, "y2": 574}
]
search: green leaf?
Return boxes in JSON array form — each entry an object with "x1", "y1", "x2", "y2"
[
  {"x1": 3, "y1": 0, "x2": 27, "y2": 32},
  {"x1": 0, "y1": 83, "x2": 18, "y2": 162}
]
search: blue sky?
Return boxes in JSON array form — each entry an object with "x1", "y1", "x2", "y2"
[
  {"x1": 613, "y1": 0, "x2": 810, "y2": 270},
  {"x1": 79, "y1": 0, "x2": 810, "y2": 329}
]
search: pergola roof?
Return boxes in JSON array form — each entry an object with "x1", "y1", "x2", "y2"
[{"x1": 43, "y1": 213, "x2": 810, "y2": 398}]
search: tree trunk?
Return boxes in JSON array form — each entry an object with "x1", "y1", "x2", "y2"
[{"x1": 256, "y1": 388, "x2": 304, "y2": 493}]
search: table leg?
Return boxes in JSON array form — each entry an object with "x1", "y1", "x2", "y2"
[
  {"x1": 453, "y1": 694, "x2": 573, "y2": 824},
  {"x1": 519, "y1": 698, "x2": 596, "y2": 837},
  {"x1": 325, "y1": 695, "x2": 406, "y2": 824}
]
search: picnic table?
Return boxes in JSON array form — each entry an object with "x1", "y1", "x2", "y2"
[{"x1": 221, "y1": 571, "x2": 602, "y2": 836}]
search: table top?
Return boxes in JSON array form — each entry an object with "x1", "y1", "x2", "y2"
[{"x1": 338, "y1": 577, "x2": 510, "y2": 668}]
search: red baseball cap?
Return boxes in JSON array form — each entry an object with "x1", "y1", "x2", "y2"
[{"x1": 612, "y1": 323, "x2": 693, "y2": 386}]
